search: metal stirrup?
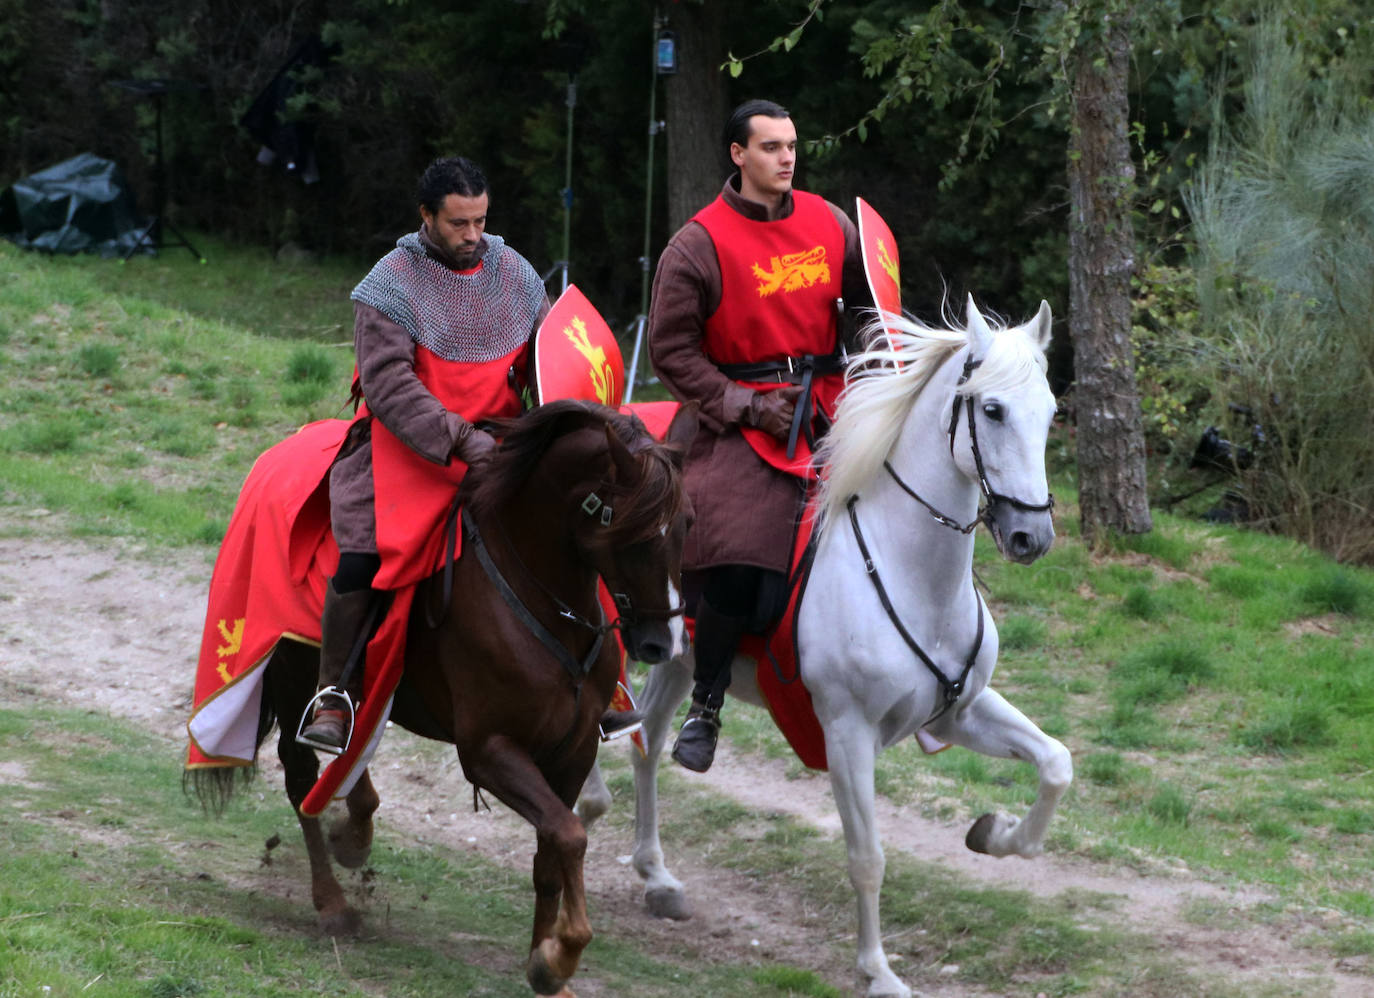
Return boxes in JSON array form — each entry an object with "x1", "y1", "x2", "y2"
[{"x1": 294, "y1": 687, "x2": 357, "y2": 757}]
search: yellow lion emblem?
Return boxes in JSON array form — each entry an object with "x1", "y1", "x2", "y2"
[{"x1": 751, "y1": 245, "x2": 831, "y2": 297}]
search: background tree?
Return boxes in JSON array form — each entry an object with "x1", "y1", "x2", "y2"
[
  {"x1": 662, "y1": 0, "x2": 730, "y2": 231},
  {"x1": 1061, "y1": 0, "x2": 1152, "y2": 541}
]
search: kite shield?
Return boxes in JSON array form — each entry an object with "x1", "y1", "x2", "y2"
[
  {"x1": 532, "y1": 284, "x2": 626, "y2": 408},
  {"x1": 856, "y1": 196, "x2": 902, "y2": 340}
]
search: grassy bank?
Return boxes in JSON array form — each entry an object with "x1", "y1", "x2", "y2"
[
  {"x1": 3, "y1": 237, "x2": 1372, "y2": 994},
  {"x1": 0, "y1": 239, "x2": 357, "y2": 545}
]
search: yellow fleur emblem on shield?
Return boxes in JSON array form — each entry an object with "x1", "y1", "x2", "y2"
[
  {"x1": 878, "y1": 238, "x2": 899, "y2": 287},
  {"x1": 563, "y1": 317, "x2": 615, "y2": 406}
]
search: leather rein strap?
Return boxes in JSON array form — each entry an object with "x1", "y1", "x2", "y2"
[
  {"x1": 461, "y1": 505, "x2": 605, "y2": 685},
  {"x1": 846, "y1": 494, "x2": 984, "y2": 723}
]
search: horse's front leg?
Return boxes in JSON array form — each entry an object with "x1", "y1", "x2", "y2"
[
  {"x1": 825, "y1": 720, "x2": 912, "y2": 998},
  {"x1": 463, "y1": 743, "x2": 592, "y2": 996},
  {"x1": 937, "y1": 686, "x2": 1073, "y2": 858},
  {"x1": 629, "y1": 653, "x2": 695, "y2": 920},
  {"x1": 328, "y1": 769, "x2": 379, "y2": 869}
]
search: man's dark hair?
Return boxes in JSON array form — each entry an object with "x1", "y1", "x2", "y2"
[
  {"x1": 723, "y1": 99, "x2": 790, "y2": 160},
  {"x1": 417, "y1": 156, "x2": 488, "y2": 214}
]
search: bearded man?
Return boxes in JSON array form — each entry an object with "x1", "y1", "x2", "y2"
[{"x1": 298, "y1": 155, "x2": 550, "y2": 752}]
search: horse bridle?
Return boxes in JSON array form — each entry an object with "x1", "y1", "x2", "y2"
[
  {"x1": 846, "y1": 352, "x2": 1054, "y2": 721},
  {"x1": 883, "y1": 353, "x2": 1055, "y2": 536},
  {"x1": 455, "y1": 486, "x2": 684, "y2": 686}
]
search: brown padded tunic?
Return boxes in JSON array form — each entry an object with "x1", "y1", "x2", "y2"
[{"x1": 648, "y1": 177, "x2": 870, "y2": 573}]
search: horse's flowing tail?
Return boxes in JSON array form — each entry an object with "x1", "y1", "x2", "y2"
[{"x1": 183, "y1": 677, "x2": 280, "y2": 815}]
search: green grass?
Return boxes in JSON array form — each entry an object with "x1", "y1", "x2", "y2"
[
  {"x1": 0, "y1": 241, "x2": 358, "y2": 544},
  {"x1": 5, "y1": 237, "x2": 1374, "y2": 995}
]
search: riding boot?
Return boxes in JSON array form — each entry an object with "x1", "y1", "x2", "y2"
[
  {"x1": 297, "y1": 580, "x2": 378, "y2": 753},
  {"x1": 671, "y1": 601, "x2": 749, "y2": 773},
  {"x1": 599, "y1": 707, "x2": 644, "y2": 738}
]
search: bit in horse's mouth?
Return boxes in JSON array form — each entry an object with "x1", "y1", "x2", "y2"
[{"x1": 988, "y1": 518, "x2": 1005, "y2": 557}]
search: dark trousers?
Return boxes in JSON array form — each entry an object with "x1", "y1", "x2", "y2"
[{"x1": 691, "y1": 564, "x2": 787, "y2": 708}]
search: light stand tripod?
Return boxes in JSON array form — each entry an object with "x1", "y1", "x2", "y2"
[
  {"x1": 113, "y1": 79, "x2": 206, "y2": 263},
  {"x1": 624, "y1": 13, "x2": 675, "y2": 402}
]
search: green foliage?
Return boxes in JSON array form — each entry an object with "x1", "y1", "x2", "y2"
[
  {"x1": 285, "y1": 343, "x2": 335, "y2": 384},
  {"x1": 1185, "y1": 10, "x2": 1374, "y2": 563},
  {"x1": 1237, "y1": 699, "x2": 1335, "y2": 753},
  {"x1": 999, "y1": 613, "x2": 1048, "y2": 650},
  {"x1": 1147, "y1": 784, "x2": 1192, "y2": 826},
  {"x1": 76, "y1": 341, "x2": 120, "y2": 378}
]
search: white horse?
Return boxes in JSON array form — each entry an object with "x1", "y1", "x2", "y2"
[{"x1": 579, "y1": 296, "x2": 1071, "y2": 998}]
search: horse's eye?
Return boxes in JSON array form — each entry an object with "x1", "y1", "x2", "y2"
[{"x1": 983, "y1": 402, "x2": 1005, "y2": 422}]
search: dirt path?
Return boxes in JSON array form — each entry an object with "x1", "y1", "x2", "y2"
[{"x1": 0, "y1": 515, "x2": 1366, "y2": 997}]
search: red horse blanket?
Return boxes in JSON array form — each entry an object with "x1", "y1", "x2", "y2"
[
  {"x1": 187, "y1": 418, "x2": 641, "y2": 816},
  {"x1": 185, "y1": 420, "x2": 421, "y2": 817},
  {"x1": 624, "y1": 402, "x2": 948, "y2": 771}
]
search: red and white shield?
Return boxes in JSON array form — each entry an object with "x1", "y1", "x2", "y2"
[
  {"x1": 856, "y1": 196, "x2": 902, "y2": 340},
  {"x1": 533, "y1": 284, "x2": 626, "y2": 408}
]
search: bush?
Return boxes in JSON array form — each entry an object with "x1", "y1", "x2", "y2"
[
  {"x1": 77, "y1": 342, "x2": 120, "y2": 378},
  {"x1": 1184, "y1": 17, "x2": 1374, "y2": 564}
]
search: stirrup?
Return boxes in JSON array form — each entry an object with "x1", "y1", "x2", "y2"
[
  {"x1": 599, "y1": 681, "x2": 644, "y2": 742},
  {"x1": 294, "y1": 687, "x2": 357, "y2": 756}
]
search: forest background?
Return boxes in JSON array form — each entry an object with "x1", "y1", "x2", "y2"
[{"x1": 3, "y1": 0, "x2": 1373, "y2": 562}]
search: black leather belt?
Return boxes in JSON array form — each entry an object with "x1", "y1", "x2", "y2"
[
  {"x1": 717, "y1": 351, "x2": 847, "y2": 384},
  {"x1": 718, "y1": 351, "x2": 848, "y2": 459}
]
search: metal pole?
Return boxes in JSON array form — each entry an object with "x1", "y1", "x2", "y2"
[
  {"x1": 626, "y1": 14, "x2": 662, "y2": 403},
  {"x1": 561, "y1": 75, "x2": 576, "y2": 295}
]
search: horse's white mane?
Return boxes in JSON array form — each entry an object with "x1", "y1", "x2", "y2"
[{"x1": 811, "y1": 305, "x2": 1050, "y2": 530}]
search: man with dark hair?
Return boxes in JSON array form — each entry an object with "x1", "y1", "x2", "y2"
[
  {"x1": 649, "y1": 100, "x2": 871, "y2": 772},
  {"x1": 298, "y1": 155, "x2": 550, "y2": 752}
]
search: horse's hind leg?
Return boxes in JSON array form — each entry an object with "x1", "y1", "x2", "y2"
[
  {"x1": 268, "y1": 645, "x2": 362, "y2": 936},
  {"x1": 938, "y1": 686, "x2": 1073, "y2": 858},
  {"x1": 328, "y1": 770, "x2": 379, "y2": 869},
  {"x1": 629, "y1": 654, "x2": 695, "y2": 919}
]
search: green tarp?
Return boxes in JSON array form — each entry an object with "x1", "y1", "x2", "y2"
[{"x1": 0, "y1": 153, "x2": 146, "y2": 255}]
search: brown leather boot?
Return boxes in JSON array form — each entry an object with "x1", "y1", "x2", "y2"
[
  {"x1": 297, "y1": 581, "x2": 377, "y2": 754},
  {"x1": 599, "y1": 707, "x2": 644, "y2": 739}
]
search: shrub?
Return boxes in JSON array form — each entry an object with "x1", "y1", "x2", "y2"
[
  {"x1": 77, "y1": 342, "x2": 120, "y2": 378},
  {"x1": 1185, "y1": 18, "x2": 1374, "y2": 564}
]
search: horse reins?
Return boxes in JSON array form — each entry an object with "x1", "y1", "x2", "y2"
[
  {"x1": 847, "y1": 494, "x2": 985, "y2": 721},
  {"x1": 846, "y1": 351, "x2": 1052, "y2": 722}
]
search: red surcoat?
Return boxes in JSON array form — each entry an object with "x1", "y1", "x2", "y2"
[
  {"x1": 363, "y1": 341, "x2": 524, "y2": 589},
  {"x1": 694, "y1": 189, "x2": 845, "y2": 475}
]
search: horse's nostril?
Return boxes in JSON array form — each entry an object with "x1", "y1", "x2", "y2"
[{"x1": 638, "y1": 642, "x2": 669, "y2": 664}]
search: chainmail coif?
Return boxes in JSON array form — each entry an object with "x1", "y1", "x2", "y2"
[{"x1": 350, "y1": 232, "x2": 544, "y2": 362}]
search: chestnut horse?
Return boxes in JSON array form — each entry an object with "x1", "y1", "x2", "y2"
[{"x1": 194, "y1": 399, "x2": 696, "y2": 996}]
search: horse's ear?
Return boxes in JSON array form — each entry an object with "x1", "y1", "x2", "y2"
[
  {"x1": 605, "y1": 422, "x2": 642, "y2": 486},
  {"x1": 1031, "y1": 299, "x2": 1053, "y2": 352},
  {"x1": 664, "y1": 402, "x2": 699, "y2": 466},
  {"x1": 965, "y1": 293, "x2": 993, "y2": 356}
]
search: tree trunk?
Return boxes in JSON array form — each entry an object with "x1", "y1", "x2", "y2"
[
  {"x1": 663, "y1": 0, "x2": 728, "y2": 232},
  {"x1": 1066, "y1": 7, "x2": 1152, "y2": 543}
]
